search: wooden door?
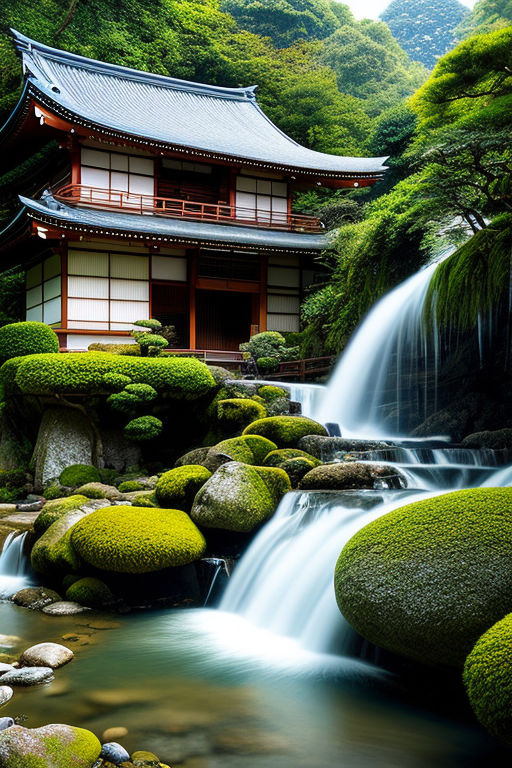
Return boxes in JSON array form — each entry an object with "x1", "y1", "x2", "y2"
[
  {"x1": 196, "y1": 290, "x2": 252, "y2": 351},
  {"x1": 151, "y1": 283, "x2": 189, "y2": 348}
]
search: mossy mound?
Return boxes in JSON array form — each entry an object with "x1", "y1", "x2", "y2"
[
  {"x1": 335, "y1": 488, "x2": 512, "y2": 667},
  {"x1": 118, "y1": 480, "x2": 145, "y2": 493},
  {"x1": 75, "y1": 482, "x2": 122, "y2": 501},
  {"x1": 59, "y1": 465, "x2": 100, "y2": 487},
  {"x1": 280, "y1": 457, "x2": 320, "y2": 487},
  {"x1": 463, "y1": 613, "x2": 512, "y2": 744},
  {"x1": 263, "y1": 448, "x2": 320, "y2": 468},
  {"x1": 155, "y1": 466, "x2": 212, "y2": 511},
  {"x1": 258, "y1": 385, "x2": 290, "y2": 402},
  {"x1": 132, "y1": 491, "x2": 159, "y2": 508},
  {"x1": 31, "y1": 510, "x2": 88, "y2": 575},
  {"x1": 0, "y1": 321, "x2": 59, "y2": 363},
  {"x1": 299, "y1": 462, "x2": 405, "y2": 491},
  {"x1": 191, "y1": 461, "x2": 290, "y2": 532},
  {"x1": 462, "y1": 429, "x2": 512, "y2": 450},
  {"x1": 34, "y1": 496, "x2": 89, "y2": 535},
  {"x1": 207, "y1": 435, "x2": 278, "y2": 469},
  {"x1": 216, "y1": 398, "x2": 267, "y2": 432},
  {"x1": 71, "y1": 506, "x2": 206, "y2": 573},
  {"x1": 65, "y1": 577, "x2": 116, "y2": 609},
  {"x1": 243, "y1": 416, "x2": 328, "y2": 447},
  {"x1": 0, "y1": 723, "x2": 101, "y2": 768}
]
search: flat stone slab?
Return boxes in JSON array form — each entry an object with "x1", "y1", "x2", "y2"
[
  {"x1": 20, "y1": 643, "x2": 73, "y2": 669},
  {"x1": 0, "y1": 511, "x2": 39, "y2": 529},
  {"x1": 0, "y1": 666, "x2": 54, "y2": 686},
  {"x1": 42, "y1": 601, "x2": 89, "y2": 616}
]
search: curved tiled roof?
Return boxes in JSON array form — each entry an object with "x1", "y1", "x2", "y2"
[
  {"x1": 18, "y1": 194, "x2": 330, "y2": 252},
  {"x1": 9, "y1": 29, "x2": 387, "y2": 178}
]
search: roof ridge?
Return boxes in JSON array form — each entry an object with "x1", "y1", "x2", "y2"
[{"x1": 10, "y1": 28, "x2": 258, "y2": 102}]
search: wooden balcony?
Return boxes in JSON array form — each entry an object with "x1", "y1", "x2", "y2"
[{"x1": 54, "y1": 184, "x2": 324, "y2": 233}]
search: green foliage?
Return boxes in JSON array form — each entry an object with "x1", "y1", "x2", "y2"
[
  {"x1": 34, "y1": 495, "x2": 89, "y2": 535},
  {"x1": 381, "y1": 0, "x2": 469, "y2": 69},
  {"x1": 132, "y1": 332, "x2": 168, "y2": 357},
  {"x1": 155, "y1": 465, "x2": 212, "y2": 511},
  {"x1": 243, "y1": 415, "x2": 328, "y2": 446},
  {"x1": 240, "y1": 331, "x2": 298, "y2": 363},
  {"x1": 457, "y1": 0, "x2": 512, "y2": 38},
  {"x1": 463, "y1": 612, "x2": 512, "y2": 744},
  {"x1": 132, "y1": 490, "x2": 158, "y2": 507},
  {"x1": 335, "y1": 488, "x2": 512, "y2": 666},
  {"x1": 101, "y1": 372, "x2": 132, "y2": 392},
  {"x1": 0, "y1": 269, "x2": 24, "y2": 327},
  {"x1": 118, "y1": 480, "x2": 145, "y2": 492},
  {"x1": 7, "y1": 352, "x2": 215, "y2": 397},
  {"x1": 71, "y1": 505, "x2": 206, "y2": 573},
  {"x1": 133, "y1": 318, "x2": 163, "y2": 331},
  {"x1": 0, "y1": 321, "x2": 59, "y2": 363},
  {"x1": 43, "y1": 483, "x2": 66, "y2": 500},
  {"x1": 258, "y1": 385, "x2": 290, "y2": 402},
  {"x1": 59, "y1": 464, "x2": 100, "y2": 487},
  {"x1": 65, "y1": 577, "x2": 115, "y2": 608},
  {"x1": 256, "y1": 357, "x2": 280, "y2": 374},
  {"x1": 107, "y1": 382, "x2": 158, "y2": 413},
  {"x1": 124, "y1": 415, "x2": 163, "y2": 441},
  {"x1": 216, "y1": 398, "x2": 267, "y2": 431}
]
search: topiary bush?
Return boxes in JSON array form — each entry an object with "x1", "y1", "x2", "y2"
[
  {"x1": 256, "y1": 357, "x2": 279, "y2": 374},
  {"x1": 463, "y1": 613, "x2": 512, "y2": 745},
  {"x1": 243, "y1": 416, "x2": 328, "y2": 447},
  {"x1": 240, "y1": 331, "x2": 298, "y2": 363},
  {"x1": 71, "y1": 505, "x2": 206, "y2": 573},
  {"x1": 0, "y1": 321, "x2": 59, "y2": 363},
  {"x1": 59, "y1": 464, "x2": 100, "y2": 487},
  {"x1": 155, "y1": 465, "x2": 212, "y2": 511},
  {"x1": 124, "y1": 415, "x2": 163, "y2": 441},
  {"x1": 335, "y1": 488, "x2": 512, "y2": 667},
  {"x1": 65, "y1": 577, "x2": 116, "y2": 609},
  {"x1": 101, "y1": 372, "x2": 132, "y2": 392},
  {"x1": 34, "y1": 495, "x2": 89, "y2": 535},
  {"x1": 216, "y1": 398, "x2": 266, "y2": 432},
  {"x1": 258, "y1": 385, "x2": 290, "y2": 402},
  {"x1": 107, "y1": 383, "x2": 158, "y2": 413}
]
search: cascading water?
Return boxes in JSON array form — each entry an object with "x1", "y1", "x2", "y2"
[{"x1": 0, "y1": 531, "x2": 32, "y2": 599}]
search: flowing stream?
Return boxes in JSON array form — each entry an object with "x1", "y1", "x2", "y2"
[{"x1": 0, "y1": 531, "x2": 32, "y2": 599}]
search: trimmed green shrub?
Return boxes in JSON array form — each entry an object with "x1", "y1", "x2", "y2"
[
  {"x1": 118, "y1": 480, "x2": 145, "y2": 493},
  {"x1": 71, "y1": 505, "x2": 206, "y2": 573},
  {"x1": 0, "y1": 321, "x2": 59, "y2": 363},
  {"x1": 8, "y1": 352, "x2": 216, "y2": 398},
  {"x1": 191, "y1": 461, "x2": 291, "y2": 532},
  {"x1": 217, "y1": 398, "x2": 266, "y2": 432},
  {"x1": 463, "y1": 613, "x2": 512, "y2": 744},
  {"x1": 34, "y1": 495, "x2": 89, "y2": 535},
  {"x1": 240, "y1": 331, "x2": 298, "y2": 362},
  {"x1": 89, "y1": 342, "x2": 140, "y2": 355},
  {"x1": 257, "y1": 357, "x2": 279, "y2": 373},
  {"x1": 156, "y1": 465, "x2": 211, "y2": 511},
  {"x1": 101, "y1": 372, "x2": 132, "y2": 391},
  {"x1": 124, "y1": 415, "x2": 163, "y2": 441},
  {"x1": 59, "y1": 464, "x2": 100, "y2": 487},
  {"x1": 243, "y1": 416, "x2": 328, "y2": 447},
  {"x1": 258, "y1": 385, "x2": 290, "y2": 402},
  {"x1": 133, "y1": 319, "x2": 163, "y2": 331},
  {"x1": 335, "y1": 488, "x2": 512, "y2": 667},
  {"x1": 65, "y1": 577, "x2": 116, "y2": 609}
]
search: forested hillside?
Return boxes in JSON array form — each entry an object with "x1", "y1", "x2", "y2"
[
  {"x1": 457, "y1": 0, "x2": 512, "y2": 37},
  {"x1": 381, "y1": 0, "x2": 469, "y2": 67}
]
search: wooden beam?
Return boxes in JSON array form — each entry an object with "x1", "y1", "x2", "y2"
[
  {"x1": 189, "y1": 250, "x2": 197, "y2": 350},
  {"x1": 259, "y1": 253, "x2": 267, "y2": 332}
]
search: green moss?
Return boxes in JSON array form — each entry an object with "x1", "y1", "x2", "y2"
[
  {"x1": 280, "y1": 457, "x2": 320, "y2": 487},
  {"x1": 65, "y1": 577, "x2": 115, "y2": 608},
  {"x1": 216, "y1": 398, "x2": 267, "y2": 432},
  {"x1": 258, "y1": 385, "x2": 290, "y2": 402},
  {"x1": 0, "y1": 724, "x2": 101, "y2": 768},
  {"x1": 463, "y1": 613, "x2": 512, "y2": 744},
  {"x1": 243, "y1": 416, "x2": 328, "y2": 447},
  {"x1": 59, "y1": 465, "x2": 100, "y2": 487},
  {"x1": 34, "y1": 495, "x2": 89, "y2": 535},
  {"x1": 62, "y1": 574, "x2": 80, "y2": 591},
  {"x1": 263, "y1": 448, "x2": 320, "y2": 467},
  {"x1": 31, "y1": 509, "x2": 88, "y2": 575},
  {"x1": 155, "y1": 465, "x2": 211, "y2": 511},
  {"x1": 212, "y1": 435, "x2": 278, "y2": 465},
  {"x1": 132, "y1": 491, "x2": 158, "y2": 507},
  {"x1": 0, "y1": 321, "x2": 59, "y2": 363},
  {"x1": 75, "y1": 482, "x2": 119, "y2": 500},
  {"x1": 71, "y1": 505, "x2": 206, "y2": 573},
  {"x1": 335, "y1": 488, "x2": 512, "y2": 667},
  {"x1": 124, "y1": 415, "x2": 163, "y2": 441},
  {"x1": 118, "y1": 480, "x2": 145, "y2": 492},
  {"x1": 0, "y1": 486, "x2": 23, "y2": 503},
  {"x1": 8, "y1": 352, "x2": 215, "y2": 398},
  {"x1": 43, "y1": 484, "x2": 66, "y2": 501},
  {"x1": 99, "y1": 468, "x2": 119, "y2": 485}
]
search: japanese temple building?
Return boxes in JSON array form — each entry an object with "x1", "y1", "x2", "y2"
[{"x1": 0, "y1": 29, "x2": 387, "y2": 352}]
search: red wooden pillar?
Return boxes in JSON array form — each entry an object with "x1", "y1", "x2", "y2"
[{"x1": 189, "y1": 250, "x2": 198, "y2": 349}]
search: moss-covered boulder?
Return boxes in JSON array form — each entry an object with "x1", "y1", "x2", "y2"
[
  {"x1": 0, "y1": 723, "x2": 101, "y2": 768},
  {"x1": 65, "y1": 577, "x2": 116, "y2": 609},
  {"x1": 263, "y1": 448, "x2": 320, "y2": 468},
  {"x1": 59, "y1": 465, "x2": 100, "y2": 487},
  {"x1": 281, "y1": 457, "x2": 321, "y2": 487},
  {"x1": 117, "y1": 480, "x2": 144, "y2": 493},
  {"x1": 204, "y1": 435, "x2": 277, "y2": 472},
  {"x1": 31, "y1": 510, "x2": 89, "y2": 575},
  {"x1": 190, "y1": 461, "x2": 291, "y2": 532},
  {"x1": 463, "y1": 613, "x2": 512, "y2": 744},
  {"x1": 335, "y1": 488, "x2": 512, "y2": 667},
  {"x1": 132, "y1": 491, "x2": 158, "y2": 508},
  {"x1": 75, "y1": 483, "x2": 123, "y2": 501},
  {"x1": 155, "y1": 466, "x2": 211, "y2": 511},
  {"x1": 71, "y1": 506, "x2": 206, "y2": 573},
  {"x1": 174, "y1": 447, "x2": 210, "y2": 468},
  {"x1": 299, "y1": 462, "x2": 405, "y2": 491},
  {"x1": 462, "y1": 429, "x2": 512, "y2": 450},
  {"x1": 34, "y1": 496, "x2": 89, "y2": 535},
  {"x1": 258, "y1": 385, "x2": 290, "y2": 402},
  {"x1": 243, "y1": 416, "x2": 327, "y2": 447},
  {"x1": 216, "y1": 398, "x2": 266, "y2": 433}
]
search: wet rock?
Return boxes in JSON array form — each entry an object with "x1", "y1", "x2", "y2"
[
  {"x1": 0, "y1": 688, "x2": 13, "y2": 707},
  {"x1": 0, "y1": 664, "x2": 15, "y2": 675},
  {"x1": 299, "y1": 462, "x2": 407, "y2": 491},
  {"x1": 42, "y1": 601, "x2": 89, "y2": 616},
  {"x1": 174, "y1": 447, "x2": 210, "y2": 468},
  {"x1": 298, "y1": 435, "x2": 393, "y2": 461},
  {"x1": 101, "y1": 742, "x2": 130, "y2": 763},
  {"x1": 0, "y1": 666, "x2": 54, "y2": 686},
  {"x1": 20, "y1": 642, "x2": 74, "y2": 669},
  {"x1": 102, "y1": 727, "x2": 128, "y2": 742},
  {"x1": 462, "y1": 428, "x2": 512, "y2": 451},
  {"x1": 131, "y1": 750, "x2": 162, "y2": 765},
  {"x1": 16, "y1": 500, "x2": 44, "y2": 513},
  {"x1": 12, "y1": 587, "x2": 61, "y2": 610},
  {"x1": 0, "y1": 718, "x2": 14, "y2": 731},
  {"x1": 0, "y1": 723, "x2": 101, "y2": 768}
]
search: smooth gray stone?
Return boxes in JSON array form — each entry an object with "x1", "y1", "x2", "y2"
[
  {"x1": 0, "y1": 667, "x2": 54, "y2": 686},
  {"x1": 0, "y1": 687, "x2": 13, "y2": 706},
  {"x1": 0, "y1": 718, "x2": 14, "y2": 731},
  {"x1": 100, "y1": 742, "x2": 130, "y2": 764}
]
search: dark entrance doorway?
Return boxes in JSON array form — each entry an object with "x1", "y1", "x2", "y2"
[
  {"x1": 151, "y1": 283, "x2": 189, "y2": 348},
  {"x1": 196, "y1": 290, "x2": 252, "y2": 350}
]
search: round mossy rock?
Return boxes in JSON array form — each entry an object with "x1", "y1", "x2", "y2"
[
  {"x1": 243, "y1": 416, "x2": 328, "y2": 448},
  {"x1": 71, "y1": 505, "x2": 206, "y2": 573},
  {"x1": 34, "y1": 495, "x2": 89, "y2": 535},
  {"x1": 335, "y1": 488, "x2": 512, "y2": 667},
  {"x1": 190, "y1": 461, "x2": 290, "y2": 532},
  {"x1": 59, "y1": 465, "x2": 100, "y2": 487},
  {"x1": 258, "y1": 385, "x2": 290, "y2": 402},
  {"x1": 0, "y1": 723, "x2": 101, "y2": 768},
  {"x1": 174, "y1": 447, "x2": 210, "y2": 468},
  {"x1": 65, "y1": 577, "x2": 115, "y2": 609},
  {"x1": 463, "y1": 613, "x2": 512, "y2": 744},
  {"x1": 117, "y1": 480, "x2": 145, "y2": 493},
  {"x1": 155, "y1": 465, "x2": 211, "y2": 511},
  {"x1": 299, "y1": 462, "x2": 405, "y2": 490},
  {"x1": 216, "y1": 398, "x2": 266, "y2": 432},
  {"x1": 0, "y1": 321, "x2": 59, "y2": 363},
  {"x1": 205, "y1": 435, "x2": 278, "y2": 471},
  {"x1": 263, "y1": 448, "x2": 320, "y2": 468},
  {"x1": 280, "y1": 457, "x2": 319, "y2": 487},
  {"x1": 31, "y1": 509, "x2": 89, "y2": 575}
]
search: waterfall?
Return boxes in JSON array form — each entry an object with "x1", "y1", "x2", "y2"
[{"x1": 0, "y1": 531, "x2": 32, "y2": 599}]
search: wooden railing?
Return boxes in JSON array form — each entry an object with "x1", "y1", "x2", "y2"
[
  {"x1": 264, "y1": 356, "x2": 335, "y2": 381},
  {"x1": 54, "y1": 184, "x2": 324, "y2": 233}
]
